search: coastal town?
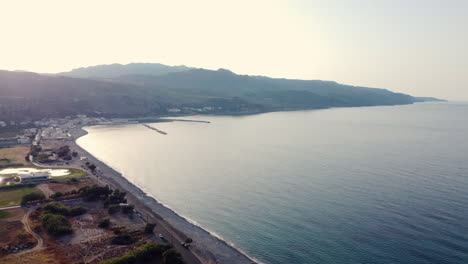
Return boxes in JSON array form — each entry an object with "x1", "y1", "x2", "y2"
[
  {"x1": 0, "y1": 115, "x2": 255, "y2": 264},
  {"x1": 0, "y1": 117, "x2": 196, "y2": 264}
]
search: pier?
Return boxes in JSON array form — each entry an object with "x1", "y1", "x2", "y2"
[{"x1": 142, "y1": 124, "x2": 167, "y2": 135}]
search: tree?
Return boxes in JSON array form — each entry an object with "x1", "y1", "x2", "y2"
[
  {"x1": 108, "y1": 189, "x2": 127, "y2": 204},
  {"x1": 144, "y1": 223, "x2": 156, "y2": 234},
  {"x1": 121, "y1": 204, "x2": 134, "y2": 214},
  {"x1": 21, "y1": 192, "x2": 45, "y2": 205},
  {"x1": 98, "y1": 219, "x2": 111, "y2": 228},
  {"x1": 57, "y1": 145, "x2": 70, "y2": 158},
  {"x1": 69, "y1": 206, "x2": 87, "y2": 216},
  {"x1": 67, "y1": 178, "x2": 79, "y2": 185},
  {"x1": 111, "y1": 234, "x2": 135, "y2": 245},
  {"x1": 163, "y1": 248, "x2": 185, "y2": 264},
  {"x1": 51, "y1": 191, "x2": 63, "y2": 199},
  {"x1": 108, "y1": 205, "x2": 120, "y2": 214},
  {"x1": 80, "y1": 185, "x2": 112, "y2": 201},
  {"x1": 88, "y1": 164, "x2": 97, "y2": 171},
  {"x1": 43, "y1": 202, "x2": 70, "y2": 215}
]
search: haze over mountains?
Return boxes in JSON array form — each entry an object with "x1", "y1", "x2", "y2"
[
  {"x1": 0, "y1": 63, "x2": 442, "y2": 121},
  {"x1": 60, "y1": 63, "x2": 192, "y2": 78}
]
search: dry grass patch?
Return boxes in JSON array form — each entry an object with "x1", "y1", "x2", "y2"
[
  {"x1": 0, "y1": 248, "x2": 67, "y2": 264},
  {"x1": 0, "y1": 146, "x2": 32, "y2": 167}
]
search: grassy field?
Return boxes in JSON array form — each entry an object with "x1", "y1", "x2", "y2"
[
  {"x1": 0, "y1": 186, "x2": 42, "y2": 207},
  {"x1": 0, "y1": 211, "x2": 9, "y2": 218},
  {"x1": 0, "y1": 146, "x2": 31, "y2": 167},
  {"x1": 53, "y1": 168, "x2": 87, "y2": 179}
]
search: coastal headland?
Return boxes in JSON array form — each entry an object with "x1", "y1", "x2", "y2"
[{"x1": 71, "y1": 126, "x2": 258, "y2": 264}]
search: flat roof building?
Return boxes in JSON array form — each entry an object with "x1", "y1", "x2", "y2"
[{"x1": 19, "y1": 172, "x2": 50, "y2": 184}]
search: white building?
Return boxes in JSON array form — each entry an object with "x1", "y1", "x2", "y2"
[{"x1": 19, "y1": 172, "x2": 50, "y2": 183}]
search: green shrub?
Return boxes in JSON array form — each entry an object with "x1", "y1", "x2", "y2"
[
  {"x1": 41, "y1": 213, "x2": 72, "y2": 236},
  {"x1": 43, "y1": 202, "x2": 70, "y2": 215}
]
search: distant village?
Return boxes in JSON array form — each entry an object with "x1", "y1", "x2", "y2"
[
  {"x1": 0, "y1": 115, "x2": 130, "y2": 147},
  {"x1": 0, "y1": 104, "x2": 236, "y2": 147}
]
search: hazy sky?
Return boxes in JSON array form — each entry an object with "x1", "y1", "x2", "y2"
[{"x1": 1, "y1": 0, "x2": 467, "y2": 100}]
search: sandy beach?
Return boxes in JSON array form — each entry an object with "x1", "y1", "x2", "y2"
[{"x1": 71, "y1": 127, "x2": 257, "y2": 264}]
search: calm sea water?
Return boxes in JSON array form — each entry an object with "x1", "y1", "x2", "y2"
[{"x1": 78, "y1": 102, "x2": 468, "y2": 264}]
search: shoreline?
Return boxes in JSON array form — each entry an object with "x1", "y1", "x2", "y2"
[{"x1": 71, "y1": 127, "x2": 259, "y2": 264}]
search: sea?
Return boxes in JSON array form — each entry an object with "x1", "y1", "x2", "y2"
[{"x1": 77, "y1": 102, "x2": 468, "y2": 264}]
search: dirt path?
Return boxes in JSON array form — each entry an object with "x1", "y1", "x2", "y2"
[
  {"x1": 0, "y1": 205, "x2": 21, "y2": 211},
  {"x1": 18, "y1": 207, "x2": 44, "y2": 254}
]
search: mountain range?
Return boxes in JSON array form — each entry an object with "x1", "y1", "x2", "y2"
[{"x1": 0, "y1": 63, "x2": 442, "y2": 121}]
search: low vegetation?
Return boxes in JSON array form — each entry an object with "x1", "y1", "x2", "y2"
[
  {"x1": 100, "y1": 242, "x2": 179, "y2": 264},
  {"x1": 42, "y1": 201, "x2": 87, "y2": 216}
]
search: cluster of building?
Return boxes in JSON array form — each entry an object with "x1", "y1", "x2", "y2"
[
  {"x1": 41, "y1": 127, "x2": 71, "y2": 140},
  {"x1": 0, "y1": 120, "x2": 33, "y2": 127},
  {"x1": 1, "y1": 115, "x2": 144, "y2": 147},
  {"x1": 167, "y1": 106, "x2": 219, "y2": 113},
  {"x1": 0, "y1": 128, "x2": 38, "y2": 146}
]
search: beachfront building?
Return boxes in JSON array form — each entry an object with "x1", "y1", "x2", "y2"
[{"x1": 18, "y1": 172, "x2": 50, "y2": 183}]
